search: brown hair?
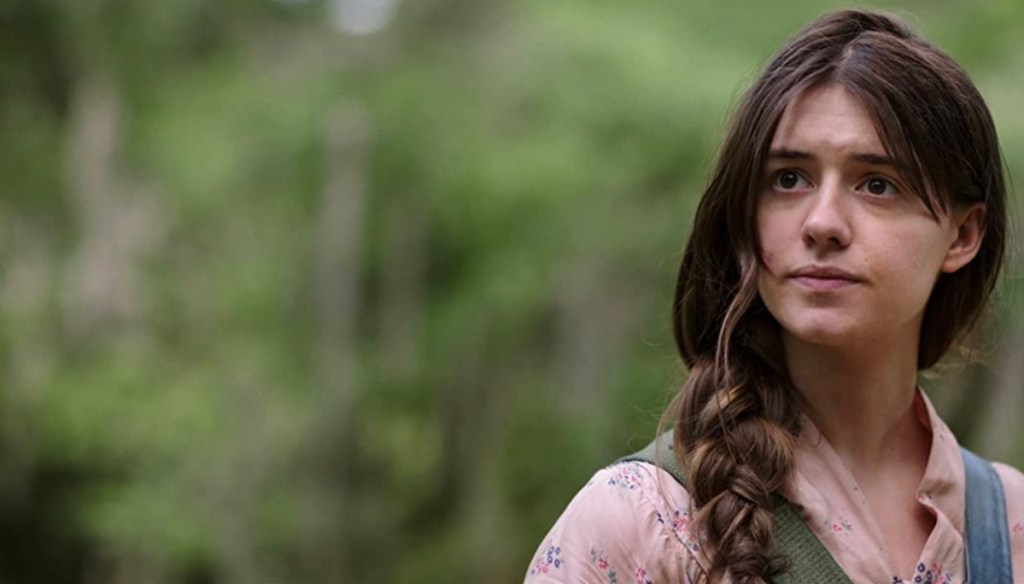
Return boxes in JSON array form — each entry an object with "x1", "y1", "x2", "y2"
[{"x1": 663, "y1": 9, "x2": 1006, "y2": 582}]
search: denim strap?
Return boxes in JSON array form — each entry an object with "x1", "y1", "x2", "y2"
[{"x1": 961, "y1": 446, "x2": 1014, "y2": 583}]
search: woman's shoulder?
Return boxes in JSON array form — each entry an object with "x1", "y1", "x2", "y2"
[
  {"x1": 992, "y1": 460, "x2": 1024, "y2": 489},
  {"x1": 523, "y1": 460, "x2": 705, "y2": 583},
  {"x1": 990, "y1": 461, "x2": 1024, "y2": 576},
  {"x1": 992, "y1": 460, "x2": 1024, "y2": 526}
]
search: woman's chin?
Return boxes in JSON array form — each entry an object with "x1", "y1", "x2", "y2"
[{"x1": 778, "y1": 318, "x2": 868, "y2": 348}]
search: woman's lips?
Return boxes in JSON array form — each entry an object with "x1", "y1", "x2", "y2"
[{"x1": 792, "y1": 275, "x2": 859, "y2": 291}]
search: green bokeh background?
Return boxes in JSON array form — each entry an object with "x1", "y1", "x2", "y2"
[{"x1": 2, "y1": 0, "x2": 1023, "y2": 582}]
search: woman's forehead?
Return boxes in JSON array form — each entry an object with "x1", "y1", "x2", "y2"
[{"x1": 769, "y1": 84, "x2": 886, "y2": 160}]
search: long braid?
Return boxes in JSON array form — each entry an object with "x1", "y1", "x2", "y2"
[{"x1": 666, "y1": 253, "x2": 801, "y2": 583}]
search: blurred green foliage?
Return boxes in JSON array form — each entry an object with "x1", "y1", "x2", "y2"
[{"x1": 1, "y1": 0, "x2": 1024, "y2": 582}]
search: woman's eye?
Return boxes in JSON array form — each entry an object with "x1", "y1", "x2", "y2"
[
  {"x1": 773, "y1": 170, "x2": 808, "y2": 190},
  {"x1": 859, "y1": 176, "x2": 899, "y2": 196}
]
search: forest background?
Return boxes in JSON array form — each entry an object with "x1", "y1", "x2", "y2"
[{"x1": 3, "y1": 0, "x2": 1024, "y2": 582}]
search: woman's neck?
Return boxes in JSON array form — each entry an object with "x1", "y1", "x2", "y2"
[{"x1": 782, "y1": 329, "x2": 929, "y2": 472}]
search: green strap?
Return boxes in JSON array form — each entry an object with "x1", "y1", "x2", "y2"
[
  {"x1": 770, "y1": 500, "x2": 851, "y2": 583},
  {"x1": 616, "y1": 431, "x2": 852, "y2": 584}
]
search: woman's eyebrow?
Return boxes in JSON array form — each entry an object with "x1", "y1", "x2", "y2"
[
  {"x1": 766, "y1": 148, "x2": 901, "y2": 169},
  {"x1": 766, "y1": 148, "x2": 812, "y2": 160},
  {"x1": 851, "y1": 152, "x2": 899, "y2": 169}
]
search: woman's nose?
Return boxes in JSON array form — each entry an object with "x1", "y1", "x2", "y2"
[{"x1": 801, "y1": 179, "x2": 851, "y2": 250}]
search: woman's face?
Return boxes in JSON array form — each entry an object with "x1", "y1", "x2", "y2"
[{"x1": 755, "y1": 84, "x2": 980, "y2": 350}]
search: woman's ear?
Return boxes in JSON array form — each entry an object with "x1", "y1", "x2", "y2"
[{"x1": 941, "y1": 203, "x2": 986, "y2": 274}]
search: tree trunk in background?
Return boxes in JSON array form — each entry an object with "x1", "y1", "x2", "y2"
[
  {"x1": 555, "y1": 213, "x2": 640, "y2": 432},
  {"x1": 63, "y1": 71, "x2": 165, "y2": 342},
  {"x1": 368, "y1": 190, "x2": 428, "y2": 575},
  {"x1": 375, "y1": 194, "x2": 427, "y2": 385},
  {"x1": 922, "y1": 352, "x2": 984, "y2": 434},
  {"x1": 434, "y1": 313, "x2": 519, "y2": 581},
  {"x1": 0, "y1": 220, "x2": 55, "y2": 529},
  {"x1": 462, "y1": 352, "x2": 517, "y2": 582},
  {"x1": 63, "y1": 66, "x2": 170, "y2": 582},
  {"x1": 213, "y1": 371, "x2": 280, "y2": 584},
  {"x1": 434, "y1": 313, "x2": 488, "y2": 524},
  {"x1": 975, "y1": 315, "x2": 1024, "y2": 461},
  {"x1": 306, "y1": 103, "x2": 371, "y2": 580}
]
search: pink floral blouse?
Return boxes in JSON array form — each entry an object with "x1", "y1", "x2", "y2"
[{"x1": 525, "y1": 391, "x2": 1024, "y2": 584}]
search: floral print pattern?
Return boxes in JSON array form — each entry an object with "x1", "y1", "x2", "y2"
[
  {"x1": 528, "y1": 541, "x2": 562, "y2": 577},
  {"x1": 588, "y1": 547, "x2": 617, "y2": 583},
  {"x1": 524, "y1": 391, "x2": 1024, "y2": 583},
  {"x1": 655, "y1": 508, "x2": 700, "y2": 553},
  {"x1": 826, "y1": 517, "x2": 853, "y2": 536},
  {"x1": 895, "y1": 561, "x2": 952, "y2": 584},
  {"x1": 606, "y1": 463, "x2": 645, "y2": 493}
]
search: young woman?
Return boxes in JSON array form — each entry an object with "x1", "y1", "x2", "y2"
[{"x1": 525, "y1": 9, "x2": 1024, "y2": 584}]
